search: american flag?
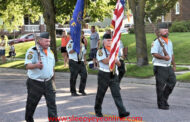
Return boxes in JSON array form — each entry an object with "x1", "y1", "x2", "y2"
[{"x1": 109, "y1": 0, "x2": 125, "y2": 71}]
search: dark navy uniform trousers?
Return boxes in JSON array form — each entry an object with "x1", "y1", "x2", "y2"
[
  {"x1": 25, "y1": 78, "x2": 58, "y2": 122},
  {"x1": 118, "y1": 59, "x2": 126, "y2": 83},
  {"x1": 69, "y1": 59, "x2": 87, "y2": 93},
  {"x1": 94, "y1": 70, "x2": 127, "y2": 116},
  {"x1": 153, "y1": 66, "x2": 176, "y2": 106}
]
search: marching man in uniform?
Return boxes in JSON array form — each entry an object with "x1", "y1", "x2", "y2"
[
  {"x1": 25, "y1": 32, "x2": 59, "y2": 122},
  {"x1": 67, "y1": 38, "x2": 87, "y2": 96},
  {"x1": 94, "y1": 33, "x2": 130, "y2": 118},
  {"x1": 151, "y1": 23, "x2": 176, "y2": 110}
]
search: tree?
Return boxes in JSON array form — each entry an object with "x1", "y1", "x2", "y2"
[
  {"x1": 39, "y1": 0, "x2": 57, "y2": 61},
  {"x1": 40, "y1": 0, "x2": 113, "y2": 61},
  {"x1": 128, "y1": 0, "x2": 178, "y2": 66},
  {"x1": 0, "y1": 0, "x2": 41, "y2": 31},
  {"x1": 0, "y1": 0, "x2": 114, "y2": 62}
]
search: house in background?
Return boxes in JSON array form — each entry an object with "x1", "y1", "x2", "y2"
[
  {"x1": 0, "y1": 15, "x2": 46, "y2": 37},
  {"x1": 145, "y1": 0, "x2": 190, "y2": 33},
  {"x1": 163, "y1": 0, "x2": 190, "y2": 22},
  {"x1": 21, "y1": 15, "x2": 46, "y2": 33}
]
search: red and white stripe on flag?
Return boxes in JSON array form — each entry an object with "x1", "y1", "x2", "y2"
[{"x1": 109, "y1": 0, "x2": 125, "y2": 71}]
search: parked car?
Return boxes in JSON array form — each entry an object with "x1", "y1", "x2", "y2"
[
  {"x1": 124, "y1": 24, "x2": 133, "y2": 28},
  {"x1": 8, "y1": 33, "x2": 37, "y2": 44}
]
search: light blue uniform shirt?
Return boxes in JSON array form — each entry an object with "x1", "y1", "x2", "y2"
[
  {"x1": 97, "y1": 48, "x2": 119, "y2": 74},
  {"x1": 151, "y1": 38, "x2": 173, "y2": 65},
  {"x1": 25, "y1": 46, "x2": 55, "y2": 80},
  {"x1": 66, "y1": 40, "x2": 86, "y2": 61}
]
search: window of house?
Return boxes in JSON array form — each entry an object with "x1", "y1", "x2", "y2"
[
  {"x1": 24, "y1": 16, "x2": 30, "y2": 25},
  {"x1": 24, "y1": 16, "x2": 40, "y2": 25},
  {"x1": 176, "y1": 2, "x2": 180, "y2": 15}
]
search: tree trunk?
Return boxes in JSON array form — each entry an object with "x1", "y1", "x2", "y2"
[
  {"x1": 129, "y1": 0, "x2": 148, "y2": 66},
  {"x1": 39, "y1": 0, "x2": 58, "y2": 62}
]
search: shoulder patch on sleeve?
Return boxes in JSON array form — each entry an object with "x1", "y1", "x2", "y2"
[
  {"x1": 98, "y1": 49, "x2": 103, "y2": 56},
  {"x1": 27, "y1": 54, "x2": 33, "y2": 60},
  {"x1": 68, "y1": 43, "x2": 72, "y2": 49}
]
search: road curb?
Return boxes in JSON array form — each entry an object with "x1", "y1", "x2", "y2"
[{"x1": 1, "y1": 68, "x2": 190, "y2": 88}]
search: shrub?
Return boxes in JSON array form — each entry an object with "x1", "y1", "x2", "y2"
[
  {"x1": 128, "y1": 28, "x2": 135, "y2": 34},
  {"x1": 170, "y1": 21, "x2": 190, "y2": 32}
]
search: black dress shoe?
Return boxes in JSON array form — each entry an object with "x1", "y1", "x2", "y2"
[
  {"x1": 95, "y1": 112, "x2": 103, "y2": 117},
  {"x1": 79, "y1": 91, "x2": 87, "y2": 96},
  {"x1": 119, "y1": 111, "x2": 130, "y2": 118},
  {"x1": 158, "y1": 105, "x2": 169, "y2": 110},
  {"x1": 71, "y1": 93, "x2": 79, "y2": 96}
]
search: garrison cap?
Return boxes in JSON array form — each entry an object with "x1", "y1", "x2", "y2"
[
  {"x1": 103, "y1": 33, "x2": 111, "y2": 40},
  {"x1": 157, "y1": 23, "x2": 169, "y2": 29},
  {"x1": 40, "y1": 32, "x2": 49, "y2": 39}
]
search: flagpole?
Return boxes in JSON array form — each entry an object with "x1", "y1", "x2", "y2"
[{"x1": 81, "y1": 0, "x2": 88, "y2": 65}]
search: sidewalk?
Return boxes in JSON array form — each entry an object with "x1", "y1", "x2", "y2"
[{"x1": 1, "y1": 67, "x2": 190, "y2": 88}]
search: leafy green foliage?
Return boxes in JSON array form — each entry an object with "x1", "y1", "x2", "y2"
[
  {"x1": 145, "y1": 0, "x2": 178, "y2": 22},
  {"x1": 87, "y1": 0, "x2": 113, "y2": 22},
  {"x1": 0, "y1": 0, "x2": 41, "y2": 31},
  {"x1": 54, "y1": 0, "x2": 76, "y2": 24},
  {"x1": 0, "y1": 0, "x2": 115, "y2": 31}
]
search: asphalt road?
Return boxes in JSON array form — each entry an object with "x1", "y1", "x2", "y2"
[{"x1": 0, "y1": 69, "x2": 190, "y2": 122}]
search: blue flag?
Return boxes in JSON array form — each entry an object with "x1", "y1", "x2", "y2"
[
  {"x1": 70, "y1": 0, "x2": 84, "y2": 54},
  {"x1": 120, "y1": 0, "x2": 125, "y2": 6}
]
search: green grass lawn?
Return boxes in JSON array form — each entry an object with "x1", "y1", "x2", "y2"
[
  {"x1": 177, "y1": 72, "x2": 190, "y2": 83},
  {"x1": 1, "y1": 32, "x2": 190, "y2": 78},
  {"x1": 122, "y1": 32, "x2": 190, "y2": 64},
  {"x1": 0, "y1": 60, "x2": 188, "y2": 78},
  {"x1": 5, "y1": 32, "x2": 190, "y2": 64}
]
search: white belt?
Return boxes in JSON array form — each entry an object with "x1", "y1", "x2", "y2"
[
  {"x1": 34, "y1": 77, "x2": 52, "y2": 82},
  {"x1": 99, "y1": 67, "x2": 110, "y2": 72},
  {"x1": 154, "y1": 63, "x2": 171, "y2": 67}
]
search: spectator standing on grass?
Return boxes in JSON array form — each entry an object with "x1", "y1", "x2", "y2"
[
  {"x1": 7, "y1": 41, "x2": 16, "y2": 58},
  {"x1": 89, "y1": 26, "x2": 100, "y2": 69},
  {"x1": 61, "y1": 30, "x2": 70, "y2": 67},
  {"x1": 81, "y1": 30, "x2": 88, "y2": 49},
  {"x1": 0, "y1": 35, "x2": 6, "y2": 63}
]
